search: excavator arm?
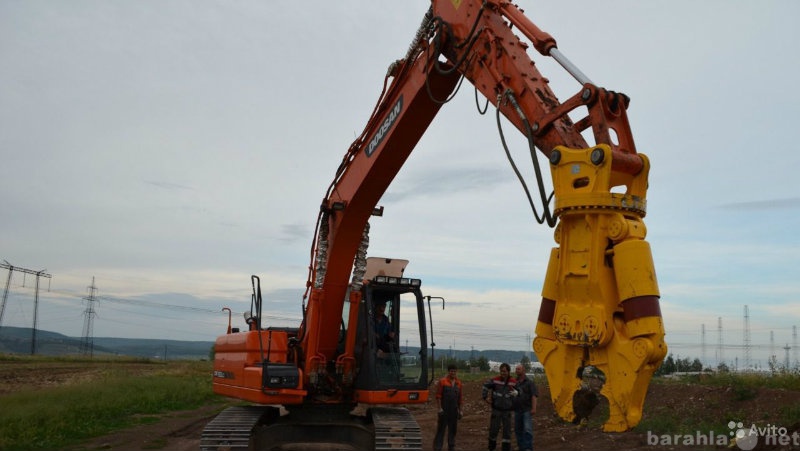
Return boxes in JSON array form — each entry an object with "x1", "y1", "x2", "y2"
[
  {"x1": 423, "y1": 1, "x2": 667, "y2": 431},
  {"x1": 224, "y1": 0, "x2": 665, "y2": 435}
]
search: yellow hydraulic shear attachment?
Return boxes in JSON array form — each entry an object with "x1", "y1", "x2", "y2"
[{"x1": 533, "y1": 144, "x2": 667, "y2": 432}]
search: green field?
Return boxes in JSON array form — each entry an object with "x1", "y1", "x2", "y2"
[
  {"x1": 2, "y1": 354, "x2": 798, "y2": 451},
  {"x1": 0, "y1": 355, "x2": 222, "y2": 451}
]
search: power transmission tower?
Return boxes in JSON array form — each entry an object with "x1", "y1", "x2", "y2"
[
  {"x1": 716, "y1": 317, "x2": 723, "y2": 368},
  {"x1": 525, "y1": 333, "x2": 531, "y2": 359},
  {"x1": 784, "y1": 344, "x2": 791, "y2": 371},
  {"x1": 770, "y1": 330, "x2": 776, "y2": 364},
  {"x1": 743, "y1": 305, "x2": 751, "y2": 370},
  {"x1": 0, "y1": 261, "x2": 52, "y2": 354},
  {"x1": 80, "y1": 277, "x2": 98, "y2": 357},
  {"x1": 0, "y1": 263, "x2": 14, "y2": 329},
  {"x1": 701, "y1": 324, "x2": 706, "y2": 368},
  {"x1": 793, "y1": 325, "x2": 798, "y2": 370}
]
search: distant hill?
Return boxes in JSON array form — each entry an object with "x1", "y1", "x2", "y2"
[
  {"x1": 0, "y1": 326, "x2": 213, "y2": 360},
  {"x1": 0, "y1": 326, "x2": 537, "y2": 363}
]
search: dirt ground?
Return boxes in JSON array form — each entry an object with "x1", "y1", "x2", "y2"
[
  {"x1": 65, "y1": 374, "x2": 800, "y2": 451},
  {"x1": 3, "y1": 360, "x2": 797, "y2": 450}
]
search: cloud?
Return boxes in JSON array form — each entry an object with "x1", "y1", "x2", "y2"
[
  {"x1": 144, "y1": 180, "x2": 195, "y2": 191},
  {"x1": 279, "y1": 223, "x2": 312, "y2": 244},
  {"x1": 716, "y1": 197, "x2": 800, "y2": 211},
  {"x1": 383, "y1": 166, "x2": 508, "y2": 203}
]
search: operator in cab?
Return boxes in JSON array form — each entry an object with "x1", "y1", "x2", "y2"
[{"x1": 373, "y1": 301, "x2": 395, "y2": 355}]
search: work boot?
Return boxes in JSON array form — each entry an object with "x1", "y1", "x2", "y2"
[
  {"x1": 501, "y1": 442, "x2": 511, "y2": 451},
  {"x1": 488, "y1": 439, "x2": 496, "y2": 451}
]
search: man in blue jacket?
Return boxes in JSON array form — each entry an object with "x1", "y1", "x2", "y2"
[{"x1": 513, "y1": 363, "x2": 538, "y2": 451}]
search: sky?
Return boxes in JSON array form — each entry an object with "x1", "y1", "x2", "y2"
[{"x1": 1, "y1": 0, "x2": 799, "y2": 369}]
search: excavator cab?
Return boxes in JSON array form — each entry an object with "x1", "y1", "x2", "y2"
[
  {"x1": 351, "y1": 258, "x2": 429, "y2": 402},
  {"x1": 354, "y1": 279, "x2": 428, "y2": 391}
]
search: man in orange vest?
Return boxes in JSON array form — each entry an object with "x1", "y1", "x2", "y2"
[{"x1": 434, "y1": 363, "x2": 463, "y2": 451}]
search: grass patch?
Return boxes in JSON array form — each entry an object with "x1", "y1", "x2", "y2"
[
  {"x1": 635, "y1": 410, "x2": 728, "y2": 436},
  {"x1": 0, "y1": 353, "x2": 158, "y2": 365},
  {"x1": 659, "y1": 371, "x2": 800, "y2": 392},
  {"x1": 0, "y1": 359, "x2": 217, "y2": 451},
  {"x1": 780, "y1": 403, "x2": 800, "y2": 425},
  {"x1": 639, "y1": 372, "x2": 800, "y2": 435}
]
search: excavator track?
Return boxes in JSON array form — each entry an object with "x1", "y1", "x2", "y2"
[
  {"x1": 201, "y1": 405, "x2": 421, "y2": 451},
  {"x1": 370, "y1": 407, "x2": 423, "y2": 450},
  {"x1": 200, "y1": 406, "x2": 268, "y2": 451}
]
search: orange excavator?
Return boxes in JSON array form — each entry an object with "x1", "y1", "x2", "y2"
[{"x1": 205, "y1": 1, "x2": 667, "y2": 449}]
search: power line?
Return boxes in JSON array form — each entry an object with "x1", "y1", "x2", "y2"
[
  {"x1": 96, "y1": 295, "x2": 221, "y2": 314},
  {"x1": 2, "y1": 274, "x2": 798, "y2": 363}
]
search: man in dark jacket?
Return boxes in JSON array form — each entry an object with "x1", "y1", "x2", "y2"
[
  {"x1": 482, "y1": 363, "x2": 517, "y2": 451},
  {"x1": 513, "y1": 364, "x2": 538, "y2": 451},
  {"x1": 434, "y1": 364, "x2": 463, "y2": 451},
  {"x1": 373, "y1": 301, "x2": 395, "y2": 353}
]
